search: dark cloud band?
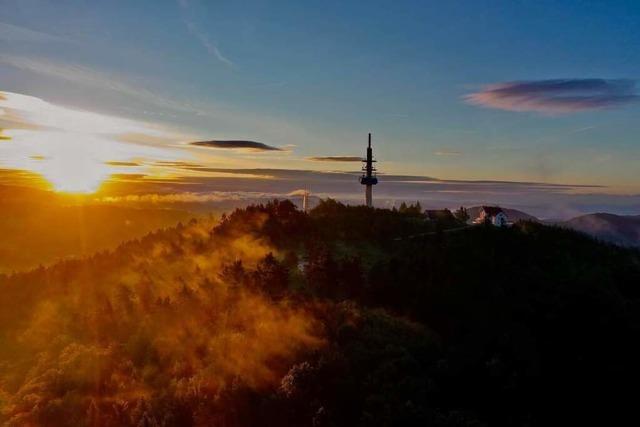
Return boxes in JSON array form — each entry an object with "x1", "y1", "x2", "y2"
[
  {"x1": 465, "y1": 79, "x2": 638, "y2": 113},
  {"x1": 190, "y1": 140, "x2": 282, "y2": 151},
  {"x1": 105, "y1": 161, "x2": 140, "y2": 167},
  {"x1": 307, "y1": 156, "x2": 362, "y2": 162}
]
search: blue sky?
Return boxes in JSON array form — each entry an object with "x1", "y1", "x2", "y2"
[{"x1": 0, "y1": 0, "x2": 639, "y2": 199}]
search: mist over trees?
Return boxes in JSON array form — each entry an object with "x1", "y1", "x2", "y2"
[
  {"x1": 1, "y1": 199, "x2": 639, "y2": 426},
  {"x1": 0, "y1": 192, "x2": 197, "y2": 272}
]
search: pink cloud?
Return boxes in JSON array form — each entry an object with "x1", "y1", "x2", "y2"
[{"x1": 465, "y1": 79, "x2": 638, "y2": 114}]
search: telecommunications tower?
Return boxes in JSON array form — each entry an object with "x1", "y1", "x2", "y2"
[
  {"x1": 302, "y1": 189, "x2": 310, "y2": 213},
  {"x1": 359, "y1": 133, "x2": 378, "y2": 207}
]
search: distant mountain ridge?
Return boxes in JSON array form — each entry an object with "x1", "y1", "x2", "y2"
[
  {"x1": 559, "y1": 212, "x2": 640, "y2": 247},
  {"x1": 466, "y1": 205, "x2": 640, "y2": 248}
]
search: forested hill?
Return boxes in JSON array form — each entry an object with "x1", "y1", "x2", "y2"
[
  {"x1": 559, "y1": 212, "x2": 640, "y2": 247},
  {"x1": 1, "y1": 199, "x2": 640, "y2": 426}
]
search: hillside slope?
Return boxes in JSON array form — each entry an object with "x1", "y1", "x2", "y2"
[
  {"x1": 560, "y1": 212, "x2": 640, "y2": 247},
  {"x1": 1, "y1": 200, "x2": 639, "y2": 426}
]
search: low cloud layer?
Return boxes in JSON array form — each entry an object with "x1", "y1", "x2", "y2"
[
  {"x1": 434, "y1": 150, "x2": 462, "y2": 156},
  {"x1": 105, "y1": 161, "x2": 140, "y2": 167},
  {"x1": 4, "y1": 167, "x2": 639, "y2": 220},
  {"x1": 307, "y1": 156, "x2": 362, "y2": 162},
  {"x1": 190, "y1": 140, "x2": 282, "y2": 152},
  {"x1": 465, "y1": 79, "x2": 638, "y2": 113}
]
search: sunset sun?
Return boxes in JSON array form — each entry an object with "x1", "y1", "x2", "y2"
[
  {"x1": 0, "y1": 91, "x2": 187, "y2": 194},
  {"x1": 13, "y1": 131, "x2": 114, "y2": 194},
  {"x1": 41, "y1": 161, "x2": 109, "y2": 193}
]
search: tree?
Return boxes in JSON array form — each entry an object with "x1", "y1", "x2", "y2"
[
  {"x1": 220, "y1": 260, "x2": 246, "y2": 288},
  {"x1": 340, "y1": 256, "x2": 365, "y2": 299},
  {"x1": 454, "y1": 206, "x2": 470, "y2": 224},
  {"x1": 252, "y1": 253, "x2": 290, "y2": 299},
  {"x1": 305, "y1": 246, "x2": 339, "y2": 298}
]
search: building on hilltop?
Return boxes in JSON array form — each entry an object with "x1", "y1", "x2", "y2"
[
  {"x1": 424, "y1": 209, "x2": 455, "y2": 222},
  {"x1": 475, "y1": 206, "x2": 509, "y2": 227}
]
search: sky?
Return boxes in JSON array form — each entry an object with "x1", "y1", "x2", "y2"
[{"x1": 0, "y1": 0, "x2": 639, "y2": 217}]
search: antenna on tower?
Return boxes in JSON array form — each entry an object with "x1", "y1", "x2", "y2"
[{"x1": 302, "y1": 188, "x2": 310, "y2": 213}]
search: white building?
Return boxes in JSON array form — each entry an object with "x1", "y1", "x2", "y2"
[{"x1": 476, "y1": 206, "x2": 509, "y2": 227}]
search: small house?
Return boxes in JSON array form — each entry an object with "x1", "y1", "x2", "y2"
[{"x1": 476, "y1": 206, "x2": 508, "y2": 227}]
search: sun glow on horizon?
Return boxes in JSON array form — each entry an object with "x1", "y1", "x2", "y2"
[
  {"x1": 40, "y1": 160, "x2": 110, "y2": 194},
  {"x1": 0, "y1": 91, "x2": 193, "y2": 193}
]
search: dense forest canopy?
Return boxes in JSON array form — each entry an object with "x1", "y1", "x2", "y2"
[{"x1": 1, "y1": 199, "x2": 639, "y2": 426}]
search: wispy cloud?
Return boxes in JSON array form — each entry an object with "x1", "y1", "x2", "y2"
[
  {"x1": 434, "y1": 150, "x2": 462, "y2": 156},
  {"x1": 0, "y1": 21, "x2": 73, "y2": 44},
  {"x1": 190, "y1": 140, "x2": 283, "y2": 152},
  {"x1": 177, "y1": 1, "x2": 233, "y2": 67},
  {"x1": 465, "y1": 79, "x2": 639, "y2": 114},
  {"x1": 153, "y1": 160, "x2": 204, "y2": 168},
  {"x1": 569, "y1": 126, "x2": 596, "y2": 134},
  {"x1": 0, "y1": 55, "x2": 201, "y2": 116},
  {"x1": 100, "y1": 191, "x2": 247, "y2": 204},
  {"x1": 0, "y1": 55, "x2": 308, "y2": 142},
  {"x1": 105, "y1": 161, "x2": 141, "y2": 167},
  {"x1": 184, "y1": 22, "x2": 233, "y2": 67},
  {"x1": 307, "y1": 156, "x2": 362, "y2": 162}
]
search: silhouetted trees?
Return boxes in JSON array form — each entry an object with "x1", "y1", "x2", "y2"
[
  {"x1": 252, "y1": 253, "x2": 290, "y2": 299},
  {"x1": 2, "y1": 201, "x2": 640, "y2": 426},
  {"x1": 454, "y1": 206, "x2": 470, "y2": 223}
]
